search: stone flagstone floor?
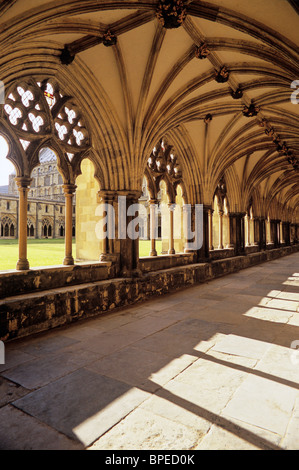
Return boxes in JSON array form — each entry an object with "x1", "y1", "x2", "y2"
[{"x1": 0, "y1": 253, "x2": 299, "y2": 450}]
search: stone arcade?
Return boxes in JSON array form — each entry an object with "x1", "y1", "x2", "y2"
[{"x1": 0, "y1": 0, "x2": 298, "y2": 451}]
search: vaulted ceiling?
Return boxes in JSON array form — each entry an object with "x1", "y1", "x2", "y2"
[{"x1": 0, "y1": 0, "x2": 298, "y2": 220}]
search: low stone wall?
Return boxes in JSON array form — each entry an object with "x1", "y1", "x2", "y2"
[
  {"x1": 0, "y1": 261, "x2": 114, "y2": 299},
  {"x1": 0, "y1": 244, "x2": 298, "y2": 342},
  {"x1": 245, "y1": 245, "x2": 260, "y2": 254},
  {"x1": 139, "y1": 253, "x2": 196, "y2": 273},
  {"x1": 209, "y1": 248, "x2": 234, "y2": 260}
]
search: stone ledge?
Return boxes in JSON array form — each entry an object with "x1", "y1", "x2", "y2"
[
  {"x1": 139, "y1": 253, "x2": 197, "y2": 272},
  {"x1": 0, "y1": 261, "x2": 115, "y2": 300},
  {"x1": 209, "y1": 248, "x2": 235, "y2": 260},
  {"x1": 0, "y1": 244, "x2": 298, "y2": 342}
]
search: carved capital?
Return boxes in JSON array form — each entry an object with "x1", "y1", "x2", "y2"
[
  {"x1": 63, "y1": 184, "x2": 77, "y2": 196},
  {"x1": 15, "y1": 177, "x2": 32, "y2": 190}
]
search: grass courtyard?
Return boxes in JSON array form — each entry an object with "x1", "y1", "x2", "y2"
[{"x1": 0, "y1": 239, "x2": 163, "y2": 271}]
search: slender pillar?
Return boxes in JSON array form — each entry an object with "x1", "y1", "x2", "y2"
[
  {"x1": 277, "y1": 220, "x2": 281, "y2": 246},
  {"x1": 285, "y1": 222, "x2": 291, "y2": 246},
  {"x1": 218, "y1": 209, "x2": 224, "y2": 249},
  {"x1": 246, "y1": 213, "x2": 251, "y2": 246},
  {"x1": 272, "y1": 219, "x2": 281, "y2": 248},
  {"x1": 168, "y1": 203, "x2": 175, "y2": 254},
  {"x1": 150, "y1": 199, "x2": 158, "y2": 256},
  {"x1": 16, "y1": 177, "x2": 31, "y2": 271},
  {"x1": 197, "y1": 204, "x2": 210, "y2": 261},
  {"x1": 209, "y1": 209, "x2": 214, "y2": 250},
  {"x1": 97, "y1": 190, "x2": 116, "y2": 261},
  {"x1": 253, "y1": 217, "x2": 261, "y2": 246},
  {"x1": 63, "y1": 184, "x2": 76, "y2": 266},
  {"x1": 258, "y1": 217, "x2": 266, "y2": 251}
]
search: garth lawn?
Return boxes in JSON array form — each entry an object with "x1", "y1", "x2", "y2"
[{"x1": 0, "y1": 239, "x2": 163, "y2": 271}]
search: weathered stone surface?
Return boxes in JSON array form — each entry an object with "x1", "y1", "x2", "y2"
[
  {"x1": 0, "y1": 262, "x2": 114, "y2": 299},
  {"x1": 13, "y1": 368, "x2": 149, "y2": 447},
  {"x1": 222, "y1": 374, "x2": 298, "y2": 436},
  {"x1": 0, "y1": 252, "x2": 298, "y2": 450},
  {"x1": 88, "y1": 408, "x2": 202, "y2": 451},
  {"x1": 0, "y1": 376, "x2": 29, "y2": 407},
  {"x1": 0, "y1": 245, "x2": 298, "y2": 342},
  {"x1": 0, "y1": 405, "x2": 84, "y2": 450}
]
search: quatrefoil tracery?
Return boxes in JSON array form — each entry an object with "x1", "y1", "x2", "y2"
[
  {"x1": 148, "y1": 140, "x2": 182, "y2": 182},
  {"x1": 3, "y1": 78, "x2": 89, "y2": 155}
]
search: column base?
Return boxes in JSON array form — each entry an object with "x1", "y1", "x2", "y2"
[
  {"x1": 16, "y1": 259, "x2": 30, "y2": 271},
  {"x1": 150, "y1": 250, "x2": 158, "y2": 257},
  {"x1": 168, "y1": 249, "x2": 176, "y2": 255},
  {"x1": 63, "y1": 256, "x2": 75, "y2": 266}
]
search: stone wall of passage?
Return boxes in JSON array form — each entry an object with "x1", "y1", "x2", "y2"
[{"x1": 0, "y1": 244, "x2": 298, "y2": 342}]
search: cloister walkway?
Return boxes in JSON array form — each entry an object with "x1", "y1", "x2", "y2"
[{"x1": 0, "y1": 253, "x2": 298, "y2": 450}]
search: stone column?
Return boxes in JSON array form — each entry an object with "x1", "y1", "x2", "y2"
[
  {"x1": 271, "y1": 219, "x2": 278, "y2": 248},
  {"x1": 277, "y1": 220, "x2": 281, "y2": 246},
  {"x1": 274, "y1": 219, "x2": 281, "y2": 247},
  {"x1": 16, "y1": 177, "x2": 31, "y2": 271},
  {"x1": 258, "y1": 217, "x2": 266, "y2": 251},
  {"x1": 253, "y1": 217, "x2": 260, "y2": 245},
  {"x1": 229, "y1": 212, "x2": 246, "y2": 256},
  {"x1": 168, "y1": 203, "x2": 176, "y2": 255},
  {"x1": 183, "y1": 204, "x2": 208, "y2": 261},
  {"x1": 269, "y1": 219, "x2": 274, "y2": 245},
  {"x1": 149, "y1": 199, "x2": 158, "y2": 256},
  {"x1": 197, "y1": 204, "x2": 210, "y2": 261},
  {"x1": 209, "y1": 208, "x2": 214, "y2": 251},
  {"x1": 114, "y1": 190, "x2": 142, "y2": 277},
  {"x1": 246, "y1": 213, "x2": 251, "y2": 246},
  {"x1": 63, "y1": 184, "x2": 76, "y2": 266},
  {"x1": 218, "y1": 209, "x2": 224, "y2": 249},
  {"x1": 97, "y1": 190, "x2": 116, "y2": 260},
  {"x1": 285, "y1": 222, "x2": 291, "y2": 246}
]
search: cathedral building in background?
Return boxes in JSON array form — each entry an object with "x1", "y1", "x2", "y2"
[{"x1": 0, "y1": 148, "x2": 75, "y2": 239}]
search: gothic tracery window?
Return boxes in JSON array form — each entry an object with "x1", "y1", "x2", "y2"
[
  {"x1": 2, "y1": 78, "x2": 90, "y2": 164},
  {"x1": 141, "y1": 138, "x2": 186, "y2": 256},
  {"x1": 1, "y1": 216, "x2": 16, "y2": 238}
]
